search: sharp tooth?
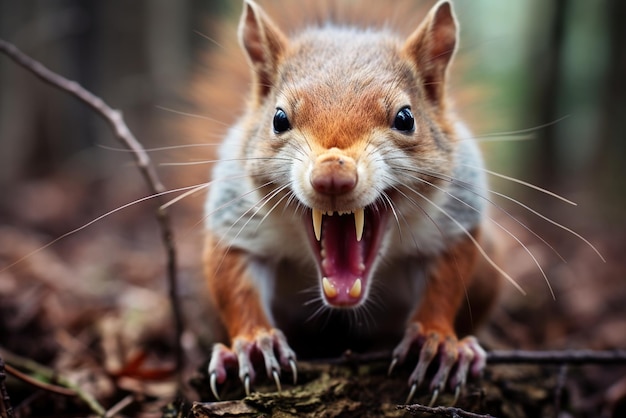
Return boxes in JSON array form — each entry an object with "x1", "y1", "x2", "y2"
[
  {"x1": 312, "y1": 209, "x2": 323, "y2": 241},
  {"x1": 354, "y1": 208, "x2": 364, "y2": 242},
  {"x1": 348, "y1": 278, "x2": 362, "y2": 299},
  {"x1": 322, "y1": 277, "x2": 338, "y2": 298}
]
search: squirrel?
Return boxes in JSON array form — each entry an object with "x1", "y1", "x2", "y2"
[{"x1": 201, "y1": 0, "x2": 502, "y2": 404}]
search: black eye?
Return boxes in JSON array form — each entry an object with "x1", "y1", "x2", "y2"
[
  {"x1": 393, "y1": 107, "x2": 415, "y2": 133},
  {"x1": 273, "y1": 108, "x2": 291, "y2": 134}
]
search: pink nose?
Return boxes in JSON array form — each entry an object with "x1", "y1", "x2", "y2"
[{"x1": 310, "y1": 153, "x2": 357, "y2": 195}]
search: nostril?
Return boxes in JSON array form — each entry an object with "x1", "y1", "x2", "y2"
[
  {"x1": 311, "y1": 172, "x2": 357, "y2": 195},
  {"x1": 310, "y1": 158, "x2": 358, "y2": 195}
]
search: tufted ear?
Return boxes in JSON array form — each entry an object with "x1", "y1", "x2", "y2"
[
  {"x1": 402, "y1": 1, "x2": 458, "y2": 108},
  {"x1": 239, "y1": 0, "x2": 288, "y2": 101}
]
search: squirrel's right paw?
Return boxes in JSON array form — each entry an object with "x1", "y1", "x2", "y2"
[{"x1": 208, "y1": 328, "x2": 297, "y2": 400}]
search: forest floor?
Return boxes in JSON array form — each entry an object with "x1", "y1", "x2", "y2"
[{"x1": 1, "y1": 173, "x2": 626, "y2": 418}]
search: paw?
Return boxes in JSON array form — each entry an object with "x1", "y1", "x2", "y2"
[
  {"x1": 388, "y1": 323, "x2": 486, "y2": 405},
  {"x1": 208, "y1": 328, "x2": 297, "y2": 400}
]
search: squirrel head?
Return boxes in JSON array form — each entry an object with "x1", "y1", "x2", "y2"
[{"x1": 233, "y1": 0, "x2": 464, "y2": 306}]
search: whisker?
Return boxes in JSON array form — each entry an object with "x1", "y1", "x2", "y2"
[
  {"x1": 470, "y1": 134, "x2": 535, "y2": 143},
  {"x1": 398, "y1": 184, "x2": 527, "y2": 296},
  {"x1": 160, "y1": 156, "x2": 294, "y2": 167},
  {"x1": 488, "y1": 188, "x2": 606, "y2": 263},
  {"x1": 305, "y1": 302, "x2": 329, "y2": 324},
  {"x1": 395, "y1": 165, "x2": 567, "y2": 263},
  {"x1": 160, "y1": 183, "x2": 211, "y2": 211},
  {"x1": 379, "y1": 191, "x2": 404, "y2": 243},
  {"x1": 400, "y1": 163, "x2": 604, "y2": 263},
  {"x1": 194, "y1": 30, "x2": 226, "y2": 50},
  {"x1": 460, "y1": 164, "x2": 577, "y2": 206},
  {"x1": 213, "y1": 183, "x2": 290, "y2": 257},
  {"x1": 468, "y1": 115, "x2": 571, "y2": 141},
  {"x1": 383, "y1": 178, "x2": 447, "y2": 250},
  {"x1": 254, "y1": 185, "x2": 293, "y2": 232},
  {"x1": 0, "y1": 182, "x2": 210, "y2": 274},
  {"x1": 407, "y1": 174, "x2": 554, "y2": 299},
  {"x1": 207, "y1": 182, "x2": 285, "y2": 277},
  {"x1": 155, "y1": 105, "x2": 234, "y2": 128},
  {"x1": 202, "y1": 180, "x2": 274, "y2": 228},
  {"x1": 98, "y1": 143, "x2": 223, "y2": 153}
]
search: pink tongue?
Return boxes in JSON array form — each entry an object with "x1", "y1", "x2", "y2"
[{"x1": 321, "y1": 214, "x2": 364, "y2": 285}]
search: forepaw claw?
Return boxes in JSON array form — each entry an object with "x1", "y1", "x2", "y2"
[
  {"x1": 210, "y1": 372, "x2": 220, "y2": 400},
  {"x1": 289, "y1": 358, "x2": 298, "y2": 384},
  {"x1": 428, "y1": 387, "x2": 440, "y2": 407},
  {"x1": 452, "y1": 384, "x2": 461, "y2": 405},
  {"x1": 388, "y1": 356, "x2": 398, "y2": 376},
  {"x1": 406, "y1": 382, "x2": 418, "y2": 405},
  {"x1": 392, "y1": 323, "x2": 487, "y2": 406},
  {"x1": 207, "y1": 329, "x2": 297, "y2": 398},
  {"x1": 272, "y1": 368, "x2": 282, "y2": 393},
  {"x1": 243, "y1": 374, "x2": 251, "y2": 396}
]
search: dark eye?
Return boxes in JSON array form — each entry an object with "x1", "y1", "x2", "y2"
[
  {"x1": 273, "y1": 108, "x2": 291, "y2": 134},
  {"x1": 393, "y1": 107, "x2": 415, "y2": 133}
]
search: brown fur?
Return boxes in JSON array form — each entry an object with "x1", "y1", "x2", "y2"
[
  {"x1": 203, "y1": 235, "x2": 271, "y2": 341},
  {"x1": 199, "y1": 0, "x2": 502, "y2": 389}
]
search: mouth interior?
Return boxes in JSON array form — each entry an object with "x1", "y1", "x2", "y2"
[{"x1": 307, "y1": 208, "x2": 386, "y2": 307}]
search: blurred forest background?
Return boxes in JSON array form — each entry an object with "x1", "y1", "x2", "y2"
[
  {"x1": 1, "y1": 0, "x2": 625, "y2": 234},
  {"x1": 0, "y1": 0, "x2": 625, "y2": 416}
]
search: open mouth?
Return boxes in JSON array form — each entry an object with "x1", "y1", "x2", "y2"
[{"x1": 306, "y1": 206, "x2": 388, "y2": 307}]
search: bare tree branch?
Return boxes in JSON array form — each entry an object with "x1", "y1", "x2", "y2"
[
  {"x1": 0, "y1": 38, "x2": 184, "y2": 388},
  {"x1": 398, "y1": 403, "x2": 497, "y2": 418},
  {"x1": 315, "y1": 348, "x2": 626, "y2": 366},
  {"x1": 487, "y1": 349, "x2": 626, "y2": 365}
]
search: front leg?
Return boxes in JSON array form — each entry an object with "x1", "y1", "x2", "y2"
[
  {"x1": 204, "y1": 235, "x2": 296, "y2": 399},
  {"x1": 390, "y1": 228, "x2": 490, "y2": 405}
]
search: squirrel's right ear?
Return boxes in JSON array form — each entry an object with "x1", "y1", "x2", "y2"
[{"x1": 239, "y1": 0, "x2": 288, "y2": 100}]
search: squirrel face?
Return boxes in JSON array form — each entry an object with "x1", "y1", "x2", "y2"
[{"x1": 237, "y1": 1, "x2": 459, "y2": 307}]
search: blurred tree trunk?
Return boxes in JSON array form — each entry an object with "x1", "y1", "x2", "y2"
[
  {"x1": 528, "y1": 0, "x2": 569, "y2": 187},
  {"x1": 595, "y1": 0, "x2": 626, "y2": 202},
  {"x1": 0, "y1": 0, "x2": 199, "y2": 188}
]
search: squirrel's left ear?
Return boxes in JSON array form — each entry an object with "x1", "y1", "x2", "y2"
[
  {"x1": 402, "y1": 1, "x2": 458, "y2": 108},
  {"x1": 239, "y1": 0, "x2": 288, "y2": 101}
]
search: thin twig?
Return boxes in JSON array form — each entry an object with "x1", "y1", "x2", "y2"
[
  {"x1": 104, "y1": 394, "x2": 135, "y2": 418},
  {"x1": 4, "y1": 363, "x2": 76, "y2": 397},
  {"x1": 314, "y1": 348, "x2": 626, "y2": 366},
  {"x1": 1, "y1": 349, "x2": 105, "y2": 416},
  {"x1": 398, "y1": 403, "x2": 497, "y2": 418},
  {"x1": 487, "y1": 349, "x2": 626, "y2": 365},
  {"x1": 0, "y1": 355, "x2": 15, "y2": 418},
  {"x1": 0, "y1": 38, "x2": 184, "y2": 387}
]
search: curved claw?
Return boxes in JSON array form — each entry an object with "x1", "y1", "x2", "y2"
[
  {"x1": 405, "y1": 382, "x2": 418, "y2": 405},
  {"x1": 272, "y1": 369, "x2": 282, "y2": 393},
  {"x1": 210, "y1": 372, "x2": 220, "y2": 401},
  {"x1": 452, "y1": 384, "x2": 461, "y2": 406},
  {"x1": 388, "y1": 357, "x2": 398, "y2": 376},
  {"x1": 408, "y1": 334, "x2": 440, "y2": 389},
  {"x1": 428, "y1": 387, "x2": 440, "y2": 407},
  {"x1": 208, "y1": 329, "x2": 298, "y2": 399},
  {"x1": 243, "y1": 374, "x2": 251, "y2": 396},
  {"x1": 289, "y1": 358, "x2": 298, "y2": 384}
]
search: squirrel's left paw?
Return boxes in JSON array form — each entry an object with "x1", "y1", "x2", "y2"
[
  {"x1": 208, "y1": 328, "x2": 297, "y2": 400},
  {"x1": 389, "y1": 322, "x2": 486, "y2": 405}
]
